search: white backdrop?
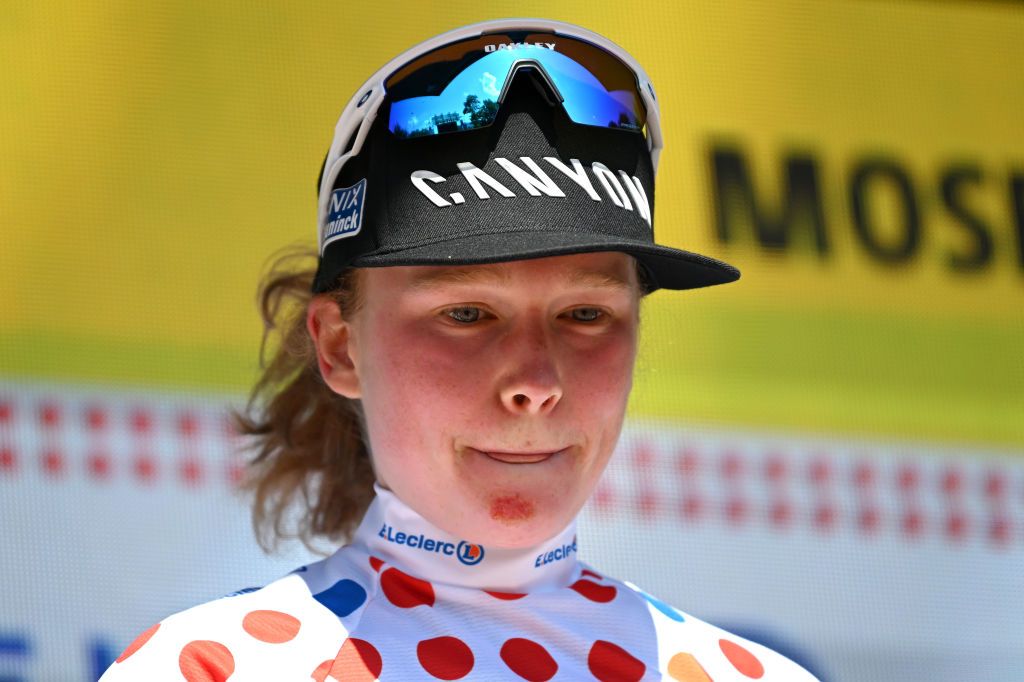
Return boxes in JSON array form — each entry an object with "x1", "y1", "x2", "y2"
[{"x1": 1, "y1": 380, "x2": 1022, "y2": 681}]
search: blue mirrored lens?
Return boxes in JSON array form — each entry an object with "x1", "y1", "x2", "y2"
[{"x1": 388, "y1": 46, "x2": 642, "y2": 139}]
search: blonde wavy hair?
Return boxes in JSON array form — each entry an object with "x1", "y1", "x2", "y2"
[{"x1": 232, "y1": 245, "x2": 372, "y2": 553}]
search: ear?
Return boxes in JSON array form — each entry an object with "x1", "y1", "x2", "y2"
[{"x1": 307, "y1": 295, "x2": 362, "y2": 399}]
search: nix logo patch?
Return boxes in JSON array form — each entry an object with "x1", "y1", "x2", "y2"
[{"x1": 322, "y1": 178, "x2": 367, "y2": 252}]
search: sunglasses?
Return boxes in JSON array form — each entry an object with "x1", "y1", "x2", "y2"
[{"x1": 383, "y1": 32, "x2": 650, "y2": 139}]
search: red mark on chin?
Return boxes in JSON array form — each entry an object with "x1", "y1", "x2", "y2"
[{"x1": 490, "y1": 495, "x2": 535, "y2": 523}]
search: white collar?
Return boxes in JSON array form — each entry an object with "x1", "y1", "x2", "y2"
[{"x1": 350, "y1": 484, "x2": 580, "y2": 593}]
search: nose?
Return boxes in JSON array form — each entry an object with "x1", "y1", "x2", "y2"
[{"x1": 498, "y1": 319, "x2": 563, "y2": 416}]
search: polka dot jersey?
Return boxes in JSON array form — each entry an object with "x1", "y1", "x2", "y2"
[{"x1": 100, "y1": 486, "x2": 819, "y2": 681}]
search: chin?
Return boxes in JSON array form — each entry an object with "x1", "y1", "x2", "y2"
[{"x1": 473, "y1": 491, "x2": 576, "y2": 548}]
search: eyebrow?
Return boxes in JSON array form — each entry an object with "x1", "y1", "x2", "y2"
[{"x1": 407, "y1": 265, "x2": 634, "y2": 291}]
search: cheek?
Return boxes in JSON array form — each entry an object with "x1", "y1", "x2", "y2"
[
  {"x1": 571, "y1": 336, "x2": 637, "y2": 410},
  {"x1": 358, "y1": 324, "x2": 480, "y2": 439}
]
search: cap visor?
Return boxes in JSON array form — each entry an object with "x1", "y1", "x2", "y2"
[{"x1": 351, "y1": 229, "x2": 739, "y2": 291}]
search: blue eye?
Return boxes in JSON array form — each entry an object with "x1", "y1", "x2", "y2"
[
  {"x1": 571, "y1": 308, "x2": 603, "y2": 322},
  {"x1": 447, "y1": 307, "x2": 482, "y2": 323}
]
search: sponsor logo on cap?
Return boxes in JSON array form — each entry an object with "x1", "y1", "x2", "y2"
[
  {"x1": 409, "y1": 157, "x2": 651, "y2": 226},
  {"x1": 378, "y1": 523, "x2": 486, "y2": 567},
  {"x1": 322, "y1": 178, "x2": 367, "y2": 252}
]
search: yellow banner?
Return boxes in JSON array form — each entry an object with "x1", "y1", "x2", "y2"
[{"x1": 1, "y1": 1, "x2": 1021, "y2": 447}]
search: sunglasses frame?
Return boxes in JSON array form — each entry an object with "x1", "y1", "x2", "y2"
[{"x1": 317, "y1": 18, "x2": 662, "y2": 251}]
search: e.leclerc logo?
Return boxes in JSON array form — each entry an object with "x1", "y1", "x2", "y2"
[
  {"x1": 535, "y1": 536, "x2": 578, "y2": 568},
  {"x1": 378, "y1": 524, "x2": 485, "y2": 566}
]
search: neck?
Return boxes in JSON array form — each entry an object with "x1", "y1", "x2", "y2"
[{"x1": 351, "y1": 485, "x2": 580, "y2": 593}]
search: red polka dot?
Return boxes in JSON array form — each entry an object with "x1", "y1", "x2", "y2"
[
  {"x1": 719, "y1": 639, "x2": 764, "y2": 679},
  {"x1": 587, "y1": 640, "x2": 645, "y2": 682},
  {"x1": 311, "y1": 659, "x2": 333, "y2": 682},
  {"x1": 500, "y1": 637, "x2": 558, "y2": 681},
  {"x1": 134, "y1": 454, "x2": 157, "y2": 482},
  {"x1": 178, "y1": 640, "x2": 235, "y2": 682},
  {"x1": 667, "y1": 652, "x2": 712, "y2": 681},
  {"x1": 580, "y1": 569, "x2": 603, "y2": 580},
  {"x1": 570, "y1": 579, "x2": 616, "y2": 603},
  {"x1": 323, "y1": 638, "x2": 382, "y2": 681},
  {"x1": 242, "y1": 609, "x2": 300, "y2": 643},
  {"x1": 115, "y1": 622, "x2": 160, "y2": 663},
  {"x1": 417, "y1": 636, "x2": 474, "y2": 680},
  {"x1": 368, "y1": 556, "x2": 383, "y2": 572},
  {"x1": 485, "y1": 591, "x2": 526, "y2": 600},
  {"x1": 381, "y1": 567, "x2": 435, "y2": 608}
]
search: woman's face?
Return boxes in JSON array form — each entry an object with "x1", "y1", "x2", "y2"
[{"x1": 312, "y1": 252, "x2": 641, "y2": 547}]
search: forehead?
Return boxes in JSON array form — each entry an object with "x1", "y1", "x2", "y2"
[{"x1": 368, "y1": 252, "x2": 640, "y2": 293}]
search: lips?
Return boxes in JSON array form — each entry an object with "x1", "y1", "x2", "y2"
[{"x1": 472, "y1": 448, "x2": 567, "y2": 464}]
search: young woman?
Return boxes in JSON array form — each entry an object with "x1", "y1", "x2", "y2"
[{"x1": 102, "y1": 18, "x2": 819, "y2": 681}]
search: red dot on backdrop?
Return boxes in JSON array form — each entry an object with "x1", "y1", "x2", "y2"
[
  {"x1": 41, "y1": 449, "x2": 65, "y2": 476},
  {"x1": 764, "y1": 453, "x2": 786, "y2": 482},
  {"x1": 39, "y1": 403, "x2": 60, "y2": 428},
  {"x1": 134, "y1": 455, "x2": 157, "y2": 482},
  {"x1": 853, "y1": 461, "x2": 875, "y2": 489},
  {"x1": 897, "y1": 465, "x2": 919, "y2": 492},
  {"x1": 85, "y1": 406, "x2": 108, "y2": 430},
  {"x1": 809, "y1": 457, "x2": 831, "y2": 484},
  {"x1": 725, "y1": 497, "x2": 747, "y2": 524},
  {"x1": 0, "y1": 447, "x2": 16, "y2": 473},
  {"x1": 87, "y1": 452, "x2": 112, "y2": 479},
  {"x1": 985, "y1": 471, "x2": 1006, "y2": 499},
  {"x1": 677, "y1": 447, "x2": 700, "y2": 476},
  {"x1": 178, "y1": 412, "x2": 199, "y2": 437},
  {"x1": 180, "y1": 458, "x2": 203, "y2": 486},
  {"x1": 682, "y1": 495, "x2": 703, "y2": 520},
  {"x1": 721, "y1": 450, "x2": 743, "y2": 479},
  {"x1": 131, "y1": 409, "x2": 153, "y2": 434},
  {"x1": 770, "y1": 500, "x2": 792, "y2": 527},
  {"x1": 858, "y1": 507, "x2": 880, "y2": 533}
]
